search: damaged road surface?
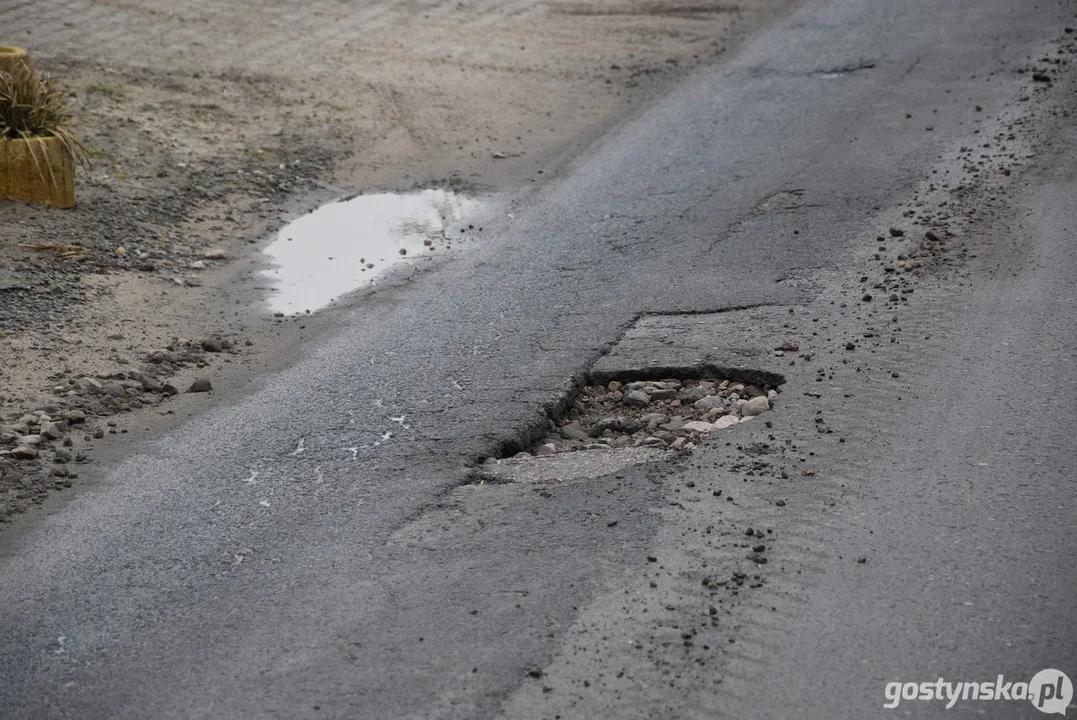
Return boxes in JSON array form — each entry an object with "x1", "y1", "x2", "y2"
[{"x1": 2, "y1": 0, "x2": 1077, "y2": 718}]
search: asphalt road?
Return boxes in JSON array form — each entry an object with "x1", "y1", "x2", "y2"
[{"x1": 2, "y1": 0, "x2": 1075, "y2": 718}]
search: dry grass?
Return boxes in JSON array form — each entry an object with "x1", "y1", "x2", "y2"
[{"x1": 0, "y1": 64, "x2": 90, "y2": 168}]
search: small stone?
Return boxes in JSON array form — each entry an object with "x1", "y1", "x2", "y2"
[
  {"x1": 712, "y1": 415, "x2": 740, "y2": 430},
  {"x1": 623, "y1": 390, "x2": 650, "y2": 407},
  {"x1": 862, "y1": 293, "x2": 873, "y2": 302},
  {"x1": 693, "y1": 395, "x2": 725, "y2": 411},
  {"x1": 648, "y1": 388, "x2": 677, "y2": 401},
  {"x1": 39, "y1": 422, "x2": 65, "y2": 440},
  {"x1": 588, "y1": 417, "x2": 621, "y2": 437},
  {"x1": 743, "y1": 385, "x2": 765, "y2": 398},
  {"x1": 775, "y1": 341, "x2": 799, "y2": 352},
  {"x1": 678, "y1": 387, "x2": 708, "y2": 403},
  {"x1": 535, "y1": 443, "x2": 558, "y2": 456},
  {"x1": 104, "y1": 382, "x2": 126, "y2": 398},
  {"x1": 93, "y1": 428, "x2": 105, "y2": 439},
  {"x1": 559, "y1": 421, "x2": 588, "y2": 441},
  {"x1": 747, "y1": 553, "x2": 768, "y2": 564},
  {"x1": 12, "y1": 445, "x2": 38, "y2": 459},
  {"x1": 682, "y1": 421, "x2": 714, "y2": 434},
  {"x1": 20, "y1": 435, "x2": 43, "y2": 446},
  {"x1": 77, "y1": 377, "x2": 104, "y2": 395},
  {"x1": 670, "y1": 437, "x2": 687, "y2": 450},
  {"x1": 188, "y1": 378, "x2": 213, "y2": 393},
  {"x1": 203, "y1": 248, "x2": 228, "y2": 260},
  {"x1": 776, "y1": 500, "x2": 786, "y2": 507},
  {"x1": 889, "y1": 227, "x2": 904, "y2": 237},
  {"x1": 53, "y1": 449, "x2": 71, "y2": 464},
  {"x1": 607, "y1": 381, "x2": 623, "y2": 393},
  {"x1": 741, "y1": 396, "x2": 771, "y2": 417},
  {"x1": 201, "y1": 338, "x2": 224, "y2": 353},
  {"x1": 189, "y1": 260, "x2": 206, "y2": 270},
  {"x1": 845, "y1": 342, "x2": 856, "y2": 351}
]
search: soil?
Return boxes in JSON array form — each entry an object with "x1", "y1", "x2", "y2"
[{"x1": 0, "y1": 0, "x2": 801, "y2": 522}]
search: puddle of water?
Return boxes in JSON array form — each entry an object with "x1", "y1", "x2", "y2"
[{"x1": 262, "y1": 189, "x2": 479, "y2": 314}]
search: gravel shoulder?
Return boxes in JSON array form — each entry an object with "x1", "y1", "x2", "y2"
[{"x1": 0, "y1": 0, "x2": 797, "y2": 523}]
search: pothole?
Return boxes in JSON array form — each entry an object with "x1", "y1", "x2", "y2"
[
  {"x1": 535, "y1": 374, "x2": 783, "y2": 454},
  {"x1": 477, "y1": 368, "x2": 785, "y2": 483},
  {"x1": 261, "y1": 188, "x2": 481, "y2": 315}
]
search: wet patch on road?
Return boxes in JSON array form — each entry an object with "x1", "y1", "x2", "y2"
[{"x1": 262, "y1": 188, "x2": 481, "y2": 315}]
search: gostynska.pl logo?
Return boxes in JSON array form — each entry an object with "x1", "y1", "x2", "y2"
[{"x1": 884, "y1": 669, "x2": 1072, "y2": 714}]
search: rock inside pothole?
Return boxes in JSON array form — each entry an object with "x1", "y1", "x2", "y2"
[{"x1": 526, "y1": 377, "x2": 779, "y2": 457}]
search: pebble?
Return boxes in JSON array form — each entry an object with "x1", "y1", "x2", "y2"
[
  {"x1": 62, "y1": 406, "x2": 85, "y2": 424},
  {"x1": 693, "y1": 395, "x2": 725, "y2": 411},
  {"x1": 648, "y1": 388, "x2": 677, "y2": 401},
  {"x1": 203, "y1": 248, "x2": 228, "y2": 260},
  {"x1": 712, "y1": 415, "x2": 740, "y2": 430},
  {"x1": 104, "y1": 381, "x2": 127, "y2": 398},
  {"x1": 188, "y1": 378, "x2": 213, "y2": 393},
  {"x1": 589, "y1": 417, "x2": 622, "y2": 437},
  {"x1": 682, "y1": 420, "x2": 714, "y2": 434},
  {"x1": 39, "y1": 422, "x2": 64, "y2": 439},
  {"x1": 77, "y1": 377, "x2": 104, "y2": 395},
  {"x1": 678, "y1": 387, "x2": 708, "y2": 403},
  {"x1": 742, "y1": 396, "x2": 771, "y2": 416},
  {"x1": 12, "y1": 445, "x2": 38, "y2": 459},
  {"x1": 623, "y1": 390, "x2": 650, "y2": 407},
  {"x1": 535, "y1": 443, "x2": 558, "y2": 456},
  {"x1": 559, "y1": 421, "x2": 588, "y2": 441}
]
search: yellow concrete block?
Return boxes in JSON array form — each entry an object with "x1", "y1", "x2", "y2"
[
  {"x1": 0, "y1": 136, "x2": 76, "y2": 208},
  {"x1": 0, "y1": 45, "x2": 31, "y2": 75}
]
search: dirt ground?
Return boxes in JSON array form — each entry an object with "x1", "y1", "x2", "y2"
[{"x1": 0, "y1": 0, "x2": 801, "y2": 521}]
